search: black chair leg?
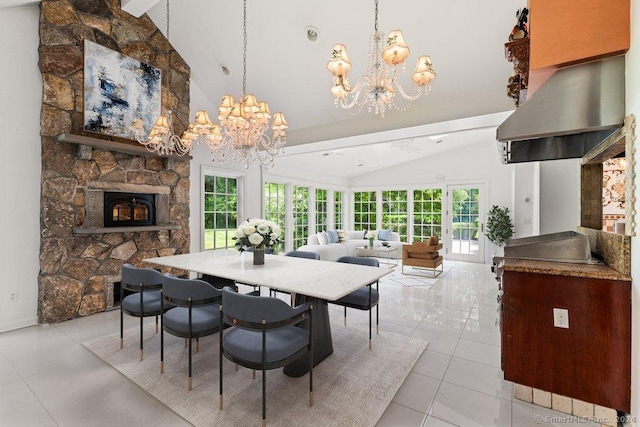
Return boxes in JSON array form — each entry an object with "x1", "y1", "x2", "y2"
[
  {"x1": 369, "y1": 307, "x2": 372, "y2": 350},
  {"x1": 160, "y1": 314, "x2": 164, "y2": 374},
  {"x1": 262, "y1": 367, "x2": 267, "y2": 426},
  {"x1": 188, "y1": 336, "x2": 192, "y2": 391},
  {"x1": 219, "y1": 313, "x2": 224, "y2": 410},
  {"x1": 120, "y1": 306, "x2": 124, "y2": 350},
  {"x1": 140, "y1": 314, "x2": 144, "y2": 361},
  {"x1": 155, "y1": 315, "x2": 159, "y2": 334},
  {"x1": 309, "y1": 305, "x2": 314, "y2": 407},
  {"x1": 343, "y1": 306, "x2": 347, "y2": 326}
]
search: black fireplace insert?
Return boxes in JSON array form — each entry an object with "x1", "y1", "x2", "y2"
[{"x1": 104, "y1": 192, "x2": 156, "y2": 227}]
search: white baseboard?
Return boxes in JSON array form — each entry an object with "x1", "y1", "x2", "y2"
[{"x1": 0, "y1": 316, "x2": 38, "y2": 334}]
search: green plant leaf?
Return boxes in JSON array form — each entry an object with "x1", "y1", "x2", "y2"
[{"x1": 485, "y1": 205, "x2": 514, "y2": 246}]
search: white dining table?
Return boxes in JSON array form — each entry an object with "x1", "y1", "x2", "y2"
[
  {"x1": 144, "y1": 249, "x2": 391, "y2": 376},
  {"x1": 144, "y1": 249, "x2": 390, "y2": 301}
]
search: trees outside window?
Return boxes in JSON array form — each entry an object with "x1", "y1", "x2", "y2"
[
  {"x1": 264, "y1": 182, "x2": 286, "y2": 252},
  {"x1": 293, "y1": 186, "x2": 309, "y2": 249},
  {"x1": 334, "y1": 191, "x2": 344, "y2": 229},
  {"x1": 203, "y1": 175, "x2": 238, "y2": 250},
  {"x1": 413, "y1": 189, "x2": 442, "y2": 241},
  {"x1": 382, "y1": 190, "x2": 408, "y2": 241},
  {"x1": 316, "y1": 188, "x2": 328, "y2": 232},
  {"x1": 353, "y1": 191, "x2": 377, "y2": 231}
]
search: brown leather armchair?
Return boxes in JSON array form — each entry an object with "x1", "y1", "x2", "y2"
[{"x1": 401, "y1": 236, "x2": 443, "y2": 277}]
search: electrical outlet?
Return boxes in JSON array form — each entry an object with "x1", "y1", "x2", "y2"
[
  {"x1": 553, "y1": 308, "x2": 569, "y2": 328},
  {"x1": 8, "y1": 290, "x2": 18, "y2": 303}
]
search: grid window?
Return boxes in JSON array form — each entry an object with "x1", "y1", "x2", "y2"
[
  {"x1": 293, "y1": 186, "x2": 309, "y2": 249},
  {"x1": 353, "y1": 191, "x2": 377, "y2": 231},
  {"x1": 413, "y1": 189, "x2": 443, "y2": 242},
  {"x1": 203, "y1": 175, "x2": 238, "y2": 250},
  {"x1": 334, "y1": 191, "x2": 344, "y2": 230},
  {"x1": 316, "y1": 189, "x2": 328, "y2": 232},
  {"x1": 382, "y1": 190, "x2": 407, "y2": 241},
  {"x1": 264, "y1": 182, "x2": 286, "y2": 253}
]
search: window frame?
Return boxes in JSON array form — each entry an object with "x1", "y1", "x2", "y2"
[{"x1": 201, "y1": 166, "x2": 245, "y2": 251}]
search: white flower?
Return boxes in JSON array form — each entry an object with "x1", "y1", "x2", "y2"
[
  {"x1": 235, "y1": 228, "x2": 245, "y2": 238},
  {"x1": 365, "y1": 230, "x2": 376, "y2": 239},
  {"x1": 272, "y1": 225, "x2": 281, "y2": 235},
  {"x1": 248, "y1": 233, "x2": 264, "y2": 245},
  {"x1": 270, "y1": 232, "x2": 279, "y2": 241},
  {"x1": 256, "y1": 223, "x2": 270, "y2": 234},
  {"x1": 249, "y1": 218, "x2": 263, "y2": 226},
  {"x1": 243, "y1": 224, "x2": 256, "y2": 235}
]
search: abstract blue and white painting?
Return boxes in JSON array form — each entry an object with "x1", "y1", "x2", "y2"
[{"x1": 84, "y1": 40, "x2": 161, "y2": 140}]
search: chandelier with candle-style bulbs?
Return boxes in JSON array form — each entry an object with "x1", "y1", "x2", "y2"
[
  {"x1": 134, "y1": 0, "x2": 190, "y2": 157},
  {"x1": 327, "y1": 0, "x2": 436, "y2": 117},
  {"x1": 181, "y1": 0, "x2": 287, "y2": 168}
]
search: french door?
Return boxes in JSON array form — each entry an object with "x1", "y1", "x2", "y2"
[{"x1": 445, "y1": 184, "x2": 484, "y2": 263}]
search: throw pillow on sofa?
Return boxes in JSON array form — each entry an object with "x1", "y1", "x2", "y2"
[
  {"x1": 337, "y1": 230, "x2": 347, "y2": 242},
  {"x1": 326, "y1": 230, "x2": 339, "y2": 243},
  {"x1": 317, "y1": 231, "x2": 328, "y2": 245},
  {"x1": 377, "y1": 229, "x2": 392, "y2": 241}
]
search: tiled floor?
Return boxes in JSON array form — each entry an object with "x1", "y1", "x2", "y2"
[{"x1": 0, "y1": 261, "x2": 600, "y2": 426}]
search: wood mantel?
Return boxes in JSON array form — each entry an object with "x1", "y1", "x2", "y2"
[{"x1": 57, "y1": 133, "x2": 193, "y2": 160}]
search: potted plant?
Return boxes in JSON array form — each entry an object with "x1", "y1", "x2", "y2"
[{"x1": 486, "y1": 205, "x2": 514, "y2": 271}]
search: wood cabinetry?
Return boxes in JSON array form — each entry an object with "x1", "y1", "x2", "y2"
[{"x1": 501, "y1": 270, "x2": 631, "y2": 411}]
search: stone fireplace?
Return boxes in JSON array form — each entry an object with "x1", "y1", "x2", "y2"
[{"x1": 38, "y1": 0, "x2": 191, "y2": 323}]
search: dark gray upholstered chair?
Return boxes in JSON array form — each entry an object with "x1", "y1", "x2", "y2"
[
  {"x1": 219, "y1": 287, "x2": 313, "y2": 425},
  {"x1": 333, "y1": 256, "x2": 380, "y2": 350},
  {"x1": 269, "y1": 250, "x2": 320, "y2": 298},
  {"x1": 161, "y1": 274, "x2": 222, "y2": 390},
  {"x1": 285, "y1": 250, "x2": 320, "y2": 260},
  {"x1": 120, "y1": 263, "x2": 169, "y2": 361}
]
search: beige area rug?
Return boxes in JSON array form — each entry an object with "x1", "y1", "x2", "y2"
[{"x1": 84, "y1": 322, "x2": 427, "y2": 427}]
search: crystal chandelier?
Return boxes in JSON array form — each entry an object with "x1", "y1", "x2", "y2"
[
  {"x1": 327, "y1": 0, "x2": 436, "y2": 117},
  {"x1": 180, "y1": 0, "x2": 287, "y2": 168},
  {"x1": 133, "y1": 0, "x2": 190, "y2": 157}
]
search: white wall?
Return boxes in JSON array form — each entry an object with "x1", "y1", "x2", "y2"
[
  {"x1": 626, "y1": 0, "x2": 640, "y2": 417},
  {"x1": 538, "y1": 159, "x2": 581, "y2": 234},
  {"x1": 187, "y1": 82, "x2": 263, "y2": 254},
  {"x1": 513, "y1": 162, "x2": 539, "y2": 238},
  {"x1": 0, "y1": 5, "x2": 41, "y2": 332}
]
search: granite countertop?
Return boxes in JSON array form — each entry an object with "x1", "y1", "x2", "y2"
[{"x1": 500, "y1": 258, "x2": 631, "y2": 281}]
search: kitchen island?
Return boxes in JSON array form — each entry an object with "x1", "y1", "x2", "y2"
[{"x1": 499, "y1": 258, "x2": 631, "y2": 412}]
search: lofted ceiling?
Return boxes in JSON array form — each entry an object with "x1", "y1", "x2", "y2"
[{"x1": 4, "y1": 0, "x2": 521, "y2": 168}]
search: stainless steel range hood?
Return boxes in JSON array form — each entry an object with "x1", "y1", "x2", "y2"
[{"x1": 496, "y1": 55, "x2": 625, "y2": 164}]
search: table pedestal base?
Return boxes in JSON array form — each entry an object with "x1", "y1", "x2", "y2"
[{"x1": 283, "y1": 296, "x2": 333, "y2": 377}]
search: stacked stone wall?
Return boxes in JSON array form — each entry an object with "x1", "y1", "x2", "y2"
[{"x1": 38, "y1": 0, "x2": 191, "y2": 323}]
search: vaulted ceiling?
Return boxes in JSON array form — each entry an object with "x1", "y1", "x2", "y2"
[{"x1": 5, "y1": 0, "x2": 521, "y2": 167}]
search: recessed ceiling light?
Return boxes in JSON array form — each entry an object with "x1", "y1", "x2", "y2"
[
  {"x1": 322, "y1": 152, "x2": 330, "y2": 156},
  {"x1": 219, "y1": 64, "x2": 230, "y2": 76},
  {"x1": 357, "y1": 162, "x2": 364, "y2": 167},
  {"x1": 306, "y1": 26, "x2": 319, "y2": 42}
]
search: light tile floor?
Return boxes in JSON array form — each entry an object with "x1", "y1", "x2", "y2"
[{"x1": 0, "y1": 261, "x2": 602, "y2": 426}]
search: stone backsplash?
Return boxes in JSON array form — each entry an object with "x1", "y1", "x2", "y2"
[
  {"x1": 577, "y1": 226, "x2": 631, "y2": 276},
  {"x1": 38, "y1": 0, "x2": 191, "y2": 323}
]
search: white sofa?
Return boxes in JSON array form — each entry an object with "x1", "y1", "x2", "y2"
[{"x1": 297, "y1": 230, "x2": 404, "y2": 261}]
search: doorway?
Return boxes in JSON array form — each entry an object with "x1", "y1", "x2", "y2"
[{"x1": 446, "y1": 184, "x2": 484, "y2": 262}]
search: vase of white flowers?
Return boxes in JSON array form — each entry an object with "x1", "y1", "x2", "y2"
[
  {"x1": 365, "y1": 230, "x2": 376, "y2": 248},
  {"x1": 233, "y1": 218, "x2": 282, "y2": 265}
]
